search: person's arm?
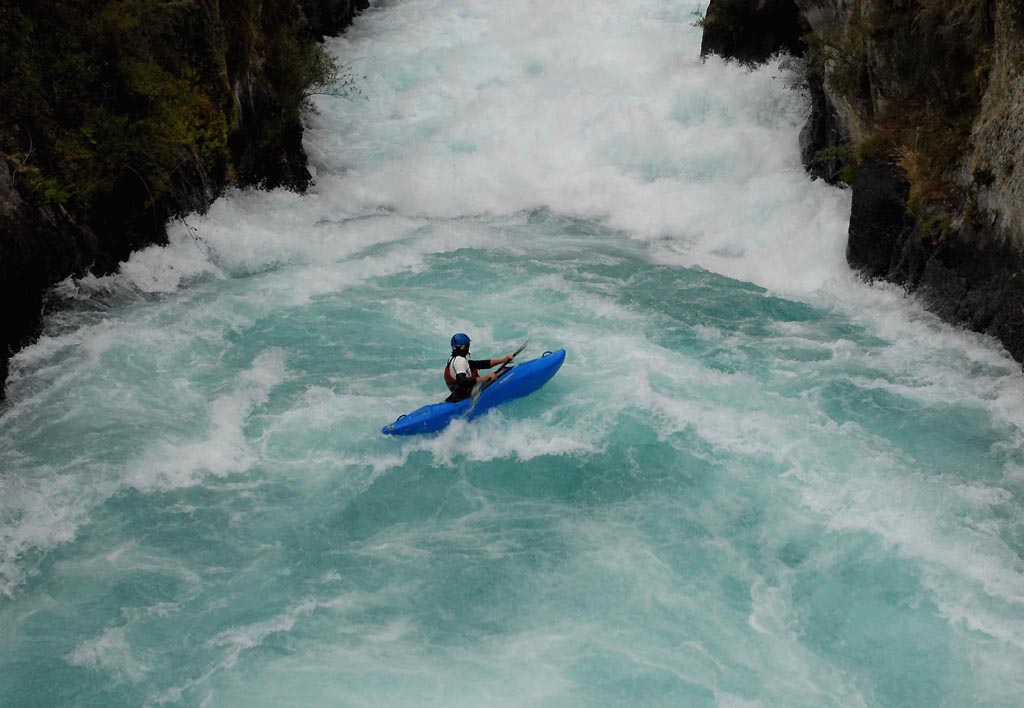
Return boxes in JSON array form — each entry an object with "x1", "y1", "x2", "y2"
[
  {"x1": 469, "y1": 354, "x2": 515, "y2": 370},
  {"x1": 470, "y1": 354, "x2": 516, "y2": 382}
]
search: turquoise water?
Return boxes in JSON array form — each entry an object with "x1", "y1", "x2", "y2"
[{"x1": 3, "y1": 1, "x2": 1024, "y2": 705}]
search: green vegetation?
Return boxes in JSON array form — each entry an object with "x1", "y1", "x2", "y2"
[
  {"x1": 810, "y1": 145, "x2": 857, "y2": 184},
  {"x1": 1013, "y1": 2, "x2": 1024, "y2": 39},
  {"x1": 806, "y1": 0, "x2": 997, "y2": 219},
  {"x1": 0, "y1": 0, "x2": 345, "y2": 222}
]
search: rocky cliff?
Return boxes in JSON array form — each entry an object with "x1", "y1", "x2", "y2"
[
  {"x1": 701, "y1": 0, "x2": 1024, "y2": 364},
  {"x1": 0, "y1": 0, "x2": 367, "y2": 398}
]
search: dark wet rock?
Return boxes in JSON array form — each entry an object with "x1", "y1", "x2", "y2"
[
  {"x1": 847, "y1": 160, "x2": 915, "y2": 282},
  {"x1": 909, "y1": 231, "x2": 1024, "y2": 363},
  {"x1": 0, "y1": 159, "x2": 98, "y2": 396},
  {"x1": 799, "y1": 77, "x2": 847, "y2": 185},
  {"x1": 230, "y1": 75, "x2": 312, "y2": 194},
  {"x1": 0, "y1": 1, "x2": 367, "y2": 399},
  {"x1": 700, "y1": 0, "x2": 810, "y2": 64},
  {"x1": 303, "y1": 0, "x2": 370, "y2": 40},
  {"x1": 700, "y1": 0, "x2": 1023, "y2": 365},
  {"x1": 847, "y1": 159, "x2": 1024, "y2": 363}
]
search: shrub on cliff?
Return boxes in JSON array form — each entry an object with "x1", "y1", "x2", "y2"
[
  {"x1": 805, "y1": 0, "x2": 997, "y2": 220},
  {"x1": 0, "y1": 0, "x2": 339, "y2": 238}
]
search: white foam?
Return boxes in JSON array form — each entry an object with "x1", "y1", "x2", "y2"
[
  {"x1": 125, "y1": 349, "x2": 287, "y2": 491},
  {"x1": 414, "y1": 413, "x2": 597, "y2": 467},
  {"x1": 0, "y1": 466, "x2": 118, "y2": 597},
  {"x1": 206, "y1": 597, "x2": 318, "y2": 669},
  {"x1": 1, "y1": 1, "x2": 1024, "y2": 702},
  {"x1": 309, "y1": 0, "x2": 848, "y2": 300},
  {"x1": 66, "y1": 626, "x2": 149, "y2": 682}
]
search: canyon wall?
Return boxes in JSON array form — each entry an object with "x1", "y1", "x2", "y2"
[
  {"x1": 0, "y1": 0, "x2": 367, "y2": 397},
  {"x1": 701, "y1": 0, "x2": 1024, "y2": 363}
]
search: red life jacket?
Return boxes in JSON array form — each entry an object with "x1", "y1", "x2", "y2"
[{"x1": 444, "y1": 356, "x2": 479, "y2": 392}]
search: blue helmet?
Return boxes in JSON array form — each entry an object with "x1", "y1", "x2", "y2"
[{"x1": 450, "y1": 332, "x2": 471, "y2": 349}]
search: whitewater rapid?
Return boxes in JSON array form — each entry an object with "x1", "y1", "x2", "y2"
[{"x1": 3, "y1": 0, "x2": 1024, "y2": 706}]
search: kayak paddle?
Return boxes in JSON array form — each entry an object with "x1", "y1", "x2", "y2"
[{"x1": 471, "y1": 339, "x2": 529, "y2": 405}]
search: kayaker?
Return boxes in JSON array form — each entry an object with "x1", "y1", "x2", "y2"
[{"x1": 444, "y1": 333, "x2": 515, "y2": 402}]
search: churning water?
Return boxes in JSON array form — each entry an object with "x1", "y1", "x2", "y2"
[{"x1": 3, "y1": 1, "x2": 1024, "y2": 705}]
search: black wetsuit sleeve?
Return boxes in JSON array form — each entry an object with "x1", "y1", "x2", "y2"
[{"x1": 469, "y1": 359, "x2": 494, "y2": 369}]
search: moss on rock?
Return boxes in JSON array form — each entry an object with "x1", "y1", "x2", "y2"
[{"x1": 0, "y1": 0, "x2": 364, "y2": 398}]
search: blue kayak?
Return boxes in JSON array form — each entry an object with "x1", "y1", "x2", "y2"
[{"x1": 382, "y1": 349, "x2": 566, "y2": 435}]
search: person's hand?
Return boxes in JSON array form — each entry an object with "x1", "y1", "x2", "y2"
[{"x1": 504, "y1": 354, "x2": 514, "y2": 364}]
